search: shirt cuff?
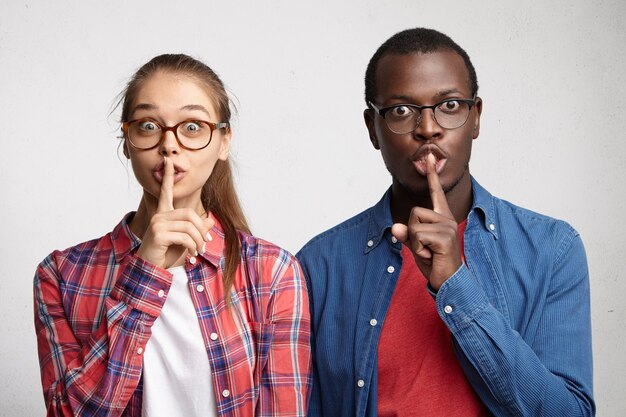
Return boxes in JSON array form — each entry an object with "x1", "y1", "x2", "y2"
[
  {"x1": 434, "y1": 265, "x2": 490, "y2": 333},
  {"x1": 110, "y1": 254, "x2": 172, "y2": 317}
]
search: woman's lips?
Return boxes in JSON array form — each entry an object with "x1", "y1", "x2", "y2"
[{"x1": 153, "y1": 160, "x2": 187, "y2": 184}]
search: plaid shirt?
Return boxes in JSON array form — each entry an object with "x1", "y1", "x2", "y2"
[{"x1": 34, "y1": 213, "x2": 311, "y2": 416}]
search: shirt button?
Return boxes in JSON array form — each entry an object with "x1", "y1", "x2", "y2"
[
  {"x1": 136, "y1": 347, "x2": 144, "y2": 355},
  {"x1": 196, "y1": 284, "x2": 205, "y2": 293},
  {"x1": 157, "y1": 289, "x2": 165, "y2": 298},
  {"x1": 489, "y1": 223, "x2": 496, "y2": 231},
  {"x1": 222, "y1": 389, "x2": 230, "y2": 398},
  {"x1": 189, "y1": 256, "x2": 197, "y2": 265},
  {"x1": 387, "y1": 266, "x2": 395, "y2": 274},
  {"x1": 210, "y1": 332, "x2": 218, "y2": 341},
  {"x1": 391, "y1": 236, "x2": 398, "y2": 244},
  {"x1": 369, "y1": 319, "x2": 378, "y2": 327},
  {"x1": 357, "y1": 379, "x2": 365, "y2": 388},
  {"x1": 367, "y1": 240, "x2": 374, "y2": 247},
  {"x1": 444, "y1": 305, "x2": 453, "y2": 314}
]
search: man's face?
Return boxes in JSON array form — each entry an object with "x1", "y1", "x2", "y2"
[{"x1": 365, "y1": 50, "x2": 482, "y2": 197}]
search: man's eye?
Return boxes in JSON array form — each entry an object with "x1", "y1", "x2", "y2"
[
  {"x1": 389, "y1": 105, "x2": 414, "y2": 117},
  {"x1": 439, "y1": 100, "x2": 460, "y2": 112}
]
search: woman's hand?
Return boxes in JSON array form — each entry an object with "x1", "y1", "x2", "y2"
[{"x1": 136, "y1": 156, "x2": 214, "y2": 269}]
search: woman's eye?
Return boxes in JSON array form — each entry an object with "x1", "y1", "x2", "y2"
[
  {"x1": 390, "y1": 105, "x2": 414, "y2": 117},
  {"x1": 183, "y1": 122, "x2": 202, "y2": 133},
  {"x1": 139, "y1": 121, "x2": 159, "y2": 131}
]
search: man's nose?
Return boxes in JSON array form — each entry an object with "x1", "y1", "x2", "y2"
[{"x1": 413, "y1": 109, "x2": 442, "y2": 141}]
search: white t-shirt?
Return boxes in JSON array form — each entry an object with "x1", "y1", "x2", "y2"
[{"x1": 142, "y1": 266, "x2": 218, "y2": 416}]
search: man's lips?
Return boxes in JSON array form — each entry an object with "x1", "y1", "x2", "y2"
[{"x1": 412, "y1": 146, "x2": 447, "y2": 176}]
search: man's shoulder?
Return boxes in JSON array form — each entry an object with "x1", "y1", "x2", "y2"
[
  {"x1": 297, "y1": 205, "x2": 376, "y2": 258},
  {"x1": 485, "y1": 191, "x2": 581, "y2": 252}
]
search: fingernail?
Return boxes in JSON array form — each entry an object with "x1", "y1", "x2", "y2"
[
  {"x1": 206, "y1": 232, "x2": 213, "y2": 241},
  {"x1": 201, "y1": 243, "x2": 206, "y2": 254},
  {"x1": 194, "y1": 250, "x2": 198, "y2": 256}
]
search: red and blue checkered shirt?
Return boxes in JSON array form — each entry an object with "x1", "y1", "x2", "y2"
[{"x1": 34, "y1": 213, "x2": 311, "y2": 416}]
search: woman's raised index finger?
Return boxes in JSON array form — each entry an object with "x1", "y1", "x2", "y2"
[{"x1": 158, "y1": 156, "x2": 175, "y2": 212}]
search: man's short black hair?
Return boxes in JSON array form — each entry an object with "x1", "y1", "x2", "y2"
[{"x1": 365, "y1": 28, "x2": 479, "y2": 104}]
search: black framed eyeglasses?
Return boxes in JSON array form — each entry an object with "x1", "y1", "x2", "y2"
[
  {"x1": 121, "y1": 118, "x2": 229, "y2": 151},
  {"x1": 368, "y1": 98, "x2": 476, "y2": 133}
]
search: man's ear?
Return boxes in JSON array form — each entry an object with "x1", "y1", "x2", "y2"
[
  {"x1": 217, "y1": 128, "x2": 232, "y2": 161},
  {"x1": 472, "y1": 97, "x2": 483, "y2": 140},
  {"x1": 364, "y1": 108, "x2": 380, "y2": 149}
]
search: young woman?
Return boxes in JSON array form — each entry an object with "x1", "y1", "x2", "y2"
[{"x1": 34, "y1": 54, "x2": 311, "y2": 417}]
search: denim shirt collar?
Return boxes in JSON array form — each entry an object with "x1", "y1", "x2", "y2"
[{"x1": 365, "y1": 176, "x2": 498, "y2": 254}]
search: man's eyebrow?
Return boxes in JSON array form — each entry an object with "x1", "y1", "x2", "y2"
[
  {"x1": 388, "y1": 94, "x2": 413, "y2": 102},
  {"x1": 386, "y1": 89, "x2": 466, "y2": 104},
  {"x1": 435, "y1": 88, "x2": 463, "y2": 98}
]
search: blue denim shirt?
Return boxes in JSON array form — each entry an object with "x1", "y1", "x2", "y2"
[{"x1": 297, "y1": 178, "x2": 594, "y2": 417}]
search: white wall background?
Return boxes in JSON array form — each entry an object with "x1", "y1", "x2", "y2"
[{"x1": 1, "y1": 1, "x2": 624, "y2": 415}]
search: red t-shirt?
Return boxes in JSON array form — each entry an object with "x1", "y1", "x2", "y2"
[{"x1": 377, "y1": 220, "x2": 488, "y2": 416}]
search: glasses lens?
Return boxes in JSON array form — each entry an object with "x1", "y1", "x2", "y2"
[
  {"x1": 434, "y1": 100, "x2": 471, "y2": 129},
  {"x1": 127, "y1": 119, "x2": 162, "y2": 149},
  {"x1": 176, "y1": 121, "x2": 213, "y2": 150},
  {"x1": 385, "y1": 105, "x2": 421, "y2": 134}
]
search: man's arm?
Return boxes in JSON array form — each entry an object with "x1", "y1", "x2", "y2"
[
  {"x1": 436, "y1": 232, "x2": 594, "y2": 416},
  {"x1": 392, "y1": 154, "x2": 594, "y2": 416}
]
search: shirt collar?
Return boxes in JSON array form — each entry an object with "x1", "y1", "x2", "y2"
[
  {"x1": 201, "y1": 213, "x2": 226, "y2": 268},
  {"x1": 365, "y1": 175, "x2": 498, "y2": 253},
  {"x1": 111, "y1": 212, "x2": 142, "y2": 263},
  {"x1": 110, "y1": 211, "x2": 227, "y2": 266},
  {"x1": 365, "y1": 188, "x2": 395, "y2": 254},
  {"x1": 469, "y1": 176, "x2": 499, "y2": 239}
]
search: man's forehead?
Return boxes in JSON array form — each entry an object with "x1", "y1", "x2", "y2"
[{"x1": 375, "y1": 50, "x2": 472, "y2": 100}]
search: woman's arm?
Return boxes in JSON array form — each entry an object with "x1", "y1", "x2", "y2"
[
  {"x1": 34, "y1": 252, "x2": 171, "y2": 417},
  {"x1": 257, "y1": 252, "x2": 312, "y2": 416}
]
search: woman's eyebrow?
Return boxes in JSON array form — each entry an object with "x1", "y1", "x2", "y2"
[
  {"x1": 130, "y1": 103, "x2": 213, "y2": 119},
  {"x1": 130, "y1": 103, "x2": 158, "y2": 118},
  {"x1": 180, "y1": 104, "x2": 212, "y2": 118}
]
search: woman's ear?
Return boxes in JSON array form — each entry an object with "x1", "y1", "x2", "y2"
[
  {"x1": 218, "y1": 129, "x2": 232, "y2": 161},
  {"x1": 122, "y1": 140, "x2": 130, "y2": 158}
]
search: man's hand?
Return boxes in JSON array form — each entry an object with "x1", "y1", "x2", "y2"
[
  {"x1": 391, "y1": 153, "x2": 462, "y2": 290},
  {"x1": 136, "y1": 156, "x2": 214, "y2": 269}
]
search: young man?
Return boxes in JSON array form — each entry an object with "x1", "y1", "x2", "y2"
[{"x1": 297, "y1": 28, "x2": 594, "y2": 417}]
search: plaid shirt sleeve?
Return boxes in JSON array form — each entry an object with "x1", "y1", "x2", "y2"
[
  {"x1": 34, "y1": 248, "x2": 171, "y2": 417},
  {"x1": 253, "y1": 247, "x2": 312, "y2": 416}
]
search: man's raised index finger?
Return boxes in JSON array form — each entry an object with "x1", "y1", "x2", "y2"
[
  {"x1": 158, "y1": 156, "x2": 175, "y2": 212},
  {"x1": 426, "y1": 153, "x2": 452, "y2": 218}
]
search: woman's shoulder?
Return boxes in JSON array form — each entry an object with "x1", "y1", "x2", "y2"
[
  {"x1": 238, "y1": 230, "x2": 297, "y2": 264},
  {"x1": 237, "y1": 231, "x2": 302, "y2": 284},
  {"x1": 37, "y1": 215, "x2": 134, "y2": 280}
]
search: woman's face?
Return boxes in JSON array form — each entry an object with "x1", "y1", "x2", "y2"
[{"x1": 125, "y1": 71, "x2": 231, "y2": 209}]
